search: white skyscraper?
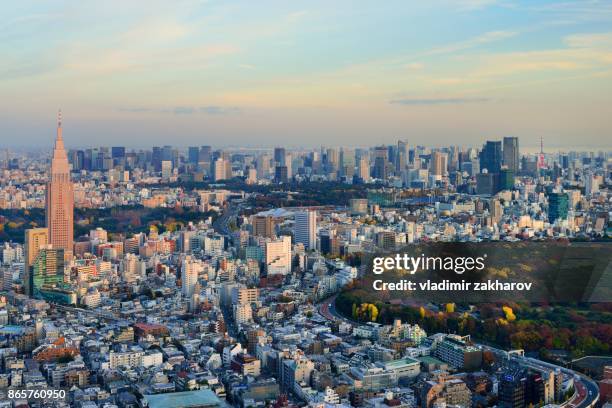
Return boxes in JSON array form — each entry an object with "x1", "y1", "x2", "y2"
[
  {"x1": 265, "y1": 236, "x2": 292, "y2": 275},
  {"x1": 585, "y1": 172, "x2": 599, "y2": 196},
  {"x1": 181, "y1": 256, "x2": 199, "y2": 297},
  {"x1": 294, "y1": 210, "x2": 317, "y2": 250}
]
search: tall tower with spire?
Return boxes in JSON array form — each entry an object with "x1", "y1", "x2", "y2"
[
  {"x1": 537, "y1": 135, "x2": 546, "y2": 170},
  {"x1": 46, "y1": 110, "x2": 74, "y2": 255}
]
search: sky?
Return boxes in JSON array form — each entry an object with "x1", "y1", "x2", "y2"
[{"x1": 1, "y1": 0, "x2": 612, "y2": 150}]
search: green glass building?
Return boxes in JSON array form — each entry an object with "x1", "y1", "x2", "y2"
[
  {"x1": 30, "y1": 248, "x2": 65, "y2": 298},
  {"x1": 548, "y1": 193, "x2": 569, "y2": 223}
]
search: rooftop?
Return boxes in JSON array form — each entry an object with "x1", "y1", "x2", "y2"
[
  {"x1": 143, "y1": 389, "x2": 223, "y2": 408},
  {"x1": 384, "y1": 357, "x2": 420, "y2": 368}
]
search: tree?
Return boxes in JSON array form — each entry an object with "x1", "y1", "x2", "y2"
[
  {"x1": 502, "y1": 305, "x2": 516, "y2": 322},
  {"x1": 370, "y1": 305, "x2": 379, "y2": 322}
]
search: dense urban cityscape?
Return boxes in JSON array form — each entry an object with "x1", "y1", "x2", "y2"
[{"x1": 0, "y1": 113, "x2": 609, "y2": 408}]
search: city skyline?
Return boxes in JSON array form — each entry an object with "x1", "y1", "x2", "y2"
[
  {"x1": 0, "y1": 3, "x2": 609, "y2": 407},
  {"x1": 2, "y1": 113, "x2": 610, "y2": 154},
  {"x1": 2, "y1": 1, "x2": 612, "y2": 148},
  {"x1": 0, "y1": 75, "x2": 608, "y2": 408}
]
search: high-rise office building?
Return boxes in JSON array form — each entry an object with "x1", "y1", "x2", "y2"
[
  {"x1": 479, "y1": 141, "x2": 502, "y2": 174},
  {"x1": 358, "y1": 157, "x2": 370, "y2": 183},
  {"x1": 24, "y1": 228, "x2": 49, "y2": 296},
  {"x1": 69, "y1": 149, "x2": 85, "y2": 171},
  {"x1": 256, "y1": 154, "x2": 271, "y2": 178},
  {"x1": 476, "y1": 171, "x2": 497, "y2": 195},
  {"x1": 373, "y1": 157, "x2": 387, "y2": 180},
  {"x1": 251, "y1": 215, "x2": 275, "y2": 238},
  {"x1": 585, "y1": 172, "x2": 599, "y2": 196},
  {"x1": 245, "y1": 166, "x2": 257, "y2": 184},
  {"x1": 111, "y1": 146, "x2": 126, "y2": 167},
  {"x1": 188, "y1": 146, "x2": 200, "y2": 164},
  {"x1": 498, "y1": 372, "x2": 526, "y2": 408},
  {"x1": 161, "y1": 145, "x2": 175, "y2": 167},
  {"x1": 161, "y1": 160, "x2": 173, "y2": 179},
  {"x1": 396, "y1": 141, "x2": 407, "y2": 173},
  {"x1": 325, "y1": 148, "x2": 339, "y2": 173},
  {"x1": 294, "y1": 210, "x2": 317, "y2": 250},
  {"x1": 199, "y1": 145, "x2": 212, "y2": 163},
  {"x1": 502, "y1": 137, "x2": 519, "y2": 172},
  {"x1": 498, "y1": 168, "x2": 515, "y2": 191},
  {"x1": 213, "y1": 158, "x2": 229, "y2": 181},
  {"x1": 46, "y1": 111, "x2": 74, "y2": 256},
  {"x1": 274, "y1": 147, "x2": 286, "y2": 166},
  {"x1": 181, "y1": 256, "x2": 199, "y2": 297},
  {"x1": 152, "y1": 146, "x2": 162, "y2": 171},
  {"x1": 372, "y1": 146, "x2": 388, "y2": 180},
  {"x1": 275, "y1": 166, "x2": 288, "y2": 183},
  {"x1": 30, "y1": 247, "x2": 65, "y2": 299},
  {"x1": 265, "y1": 236, "x2": 292, "y2": 275},
  {"x1": 430, "y1": 151, "x2": 447, "y2": 176},
  {"x1": 339, "y1": 148, "x2": 355, "y2": 177},
  {"x1": 548, "y1": 193, "x2": 569, "y2": 223},
  {"x1": 285, "y1": 153, "x2": 292, "y2": 179}
]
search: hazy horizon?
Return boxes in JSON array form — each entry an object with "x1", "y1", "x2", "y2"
[{"x1": 2, "y1": 0, "x2": 612, "y2": 148}]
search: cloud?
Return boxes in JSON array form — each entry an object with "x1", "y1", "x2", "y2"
[
  {"x1": 120, "y1": 19, "x2": 191, "y2": 43},
  {"x1": 173, "y1": 106, "x2": 197, "y2": 115},
  {"x1": 286, "y1": 10, "x2": 309, "y2": 22},
  {"x1": 426, "y1": 30, "x2": 518, "y2": 56},
  {"x1": 469, "y1": 48, "x2": 609, "y2": 79},
  {"x1": 564, "y1": 32, "x2": 612, "y2": 49},
  {"x1": 117, "y1": 107, "x2": 154, "y2": 113},
  {"x1": 390, "y1": 97, "x2": 490, "y2": 105},
  {"x1": 526, "y1": 1, "x2": 612, "y2": 21},
  {"x1": 426, "y1": 31, "x2": 612, "y2": 84},
  {"x1": 405, "y1": 62, "x2": 424, "y2": 70},
  {"x1": 62, "y1": 43, "x2": 238, "y2": 75},
  {"x1": 118, "y1": 106, "x2": 242, "y2": 115},
  {"x1": 453, "y1": 0, "x2": 500, "y2": 11},
  {"x1": 0, "y1": 12, "x2": 62, "y2": 32},
  {"x1": 199, "y1": 106, "x2": 241, "y2": 114}
]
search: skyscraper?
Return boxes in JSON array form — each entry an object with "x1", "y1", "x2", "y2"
[
  {"x1": 548, "y1": 192, "x2": 569, "y2": 223},
  {"x1": 188, "y1": 146, "x2": 200, "y2": 164},
  {"x1": 502, "y1": 137, "x2": 519, "y2": 172},
  {"x1": 24, "y1": 228, "x2": 49, "y2": 296},
  {"x1": 275, "y1": 165, "x2": 288, "y2": 183},
  {"x1": 213, "y1": 158, "x2": 229, "y2": 181},
  {"x1": 46, "y1": 111, "x2": 74, "y2": 256},
  {"x1": 396, "y1": 140, "x2": 407, "y2": 173},
  {"x1": 30, "y1": 246, "x2": 65, "y2": 299},
  {"x1": 181, "y1": 256, "x2": 199, "y2": 297},
  {"x1": 294, "y1": 210, "x2": 317, "y2": 250},
  {"x1": 430, "y1": 151, "x2": 447, "y2": 176},
  {"x1": 358, "y1": 157, "x2": 370, "y2": 183},
  {"x1": 479, "y1": 141, "x2": 502, "y2": 174},
  {"x1": 372, "y1": 146, "x2": 388, "y2": 180},
  {"x1": 274, "y1": 147, "x2": 286, "y2": 166},
  {"x1": 265, "y1": 236, "x2": 292, "y2": 275},
  {"x1": 256, "y1": 154, "x2": 271, "y2": 178},
  {"x1": 251, "y1": 215, "x2": 275, "y2": 238}
]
